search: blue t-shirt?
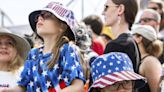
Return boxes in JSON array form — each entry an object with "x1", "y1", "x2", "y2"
[{"x1": 17, "y1": 43, "x2": 85, "y2": 92}]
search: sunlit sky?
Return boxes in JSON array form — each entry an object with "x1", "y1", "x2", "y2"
[{"x1": 0, "y1": 0, "x2": 105, "y2": 27}]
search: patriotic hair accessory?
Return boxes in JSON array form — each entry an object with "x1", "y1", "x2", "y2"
[
  {"x1": 89, "y1": 52, "x2": 146, "y2": 90},
  {"x1": 29, "y1": 2, "x2": 77, "y2": 41}
]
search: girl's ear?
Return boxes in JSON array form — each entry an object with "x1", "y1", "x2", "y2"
[
  {"x1": 135, "y1": 35, "x2": 143, "y2": 44},
  {"x1": 118, "y1": 4, "x2": 125, "y2": 16}
]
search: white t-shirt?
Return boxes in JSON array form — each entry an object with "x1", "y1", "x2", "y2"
[{"x1": 0, "y1": 71, "x2": 20, "y2": 88}]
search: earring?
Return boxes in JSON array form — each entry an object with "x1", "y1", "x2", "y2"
[{"x1": 117, "y1": 15, "x2": 121, "y2": 25}]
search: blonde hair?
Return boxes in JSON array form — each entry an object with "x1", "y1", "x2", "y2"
[
  {"x1": 142, "y1": 37, "x2": 163, "y2": 57},
  {"x1": 8, "y1": 54, "x2": 24, "y2": 72}
]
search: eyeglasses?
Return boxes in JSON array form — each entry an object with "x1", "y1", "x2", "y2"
[
  {"x1": 35, "y1": 11, "x2": 56, "y2": 22},
  {"x1": 103, "y1": 80, "x2": 134, "y2": 91},
  {"x1": 103, "y1": 4, "x2": 118, "y2": 11},
  {"x1": 139, "y1": 18, "x2": 157, "y2": 23}
]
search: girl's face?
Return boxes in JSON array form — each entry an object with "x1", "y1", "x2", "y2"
[
  {"x1": 100, "y1": 80, "x2": 133, "y2": 92},
  {"x1": 102, "y1": 0, "x2": 119, "y2": 26},
  {"x1": 36, "y1": 11, "x2": 64, "y2": 37},
  {"x1": 0, "y1": 36, "x2": 17, "y2": 63}
]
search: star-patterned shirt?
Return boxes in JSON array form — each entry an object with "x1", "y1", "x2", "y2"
[{"x1": 17, "y1": 43, "x2": 85, "y2": 92}]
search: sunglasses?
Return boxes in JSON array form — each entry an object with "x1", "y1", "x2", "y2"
[
  {"x1": 103, "y1": 4, "x2": 118, "y2": 11},
  {"x1": 139, "y1": 18, "x2": 157, "y2": 23}
]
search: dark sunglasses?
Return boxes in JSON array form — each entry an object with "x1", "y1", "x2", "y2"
[
  {"x1": 103, "y1": 5, "x2": 118, "y2": 11},
  {"x1": 139, "y1": 18, "x2": 157, "y2": 23}
]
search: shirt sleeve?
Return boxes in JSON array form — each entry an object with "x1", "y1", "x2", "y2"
[
  {"x1": 17, "y1": 49, "x2": 36, "y2": 87},
  {"x1": 61, "y1": 43, "x2": 86, "y2": 86}
]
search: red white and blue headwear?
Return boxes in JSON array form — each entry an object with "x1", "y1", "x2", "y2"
[
  {"x1": 29, "y1": 2, "x2": 77, "y2": 41},
  {"x1": 90, "y1": 52, "x2": 146, "y2": 90}
]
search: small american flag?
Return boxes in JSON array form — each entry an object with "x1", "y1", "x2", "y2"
[{"x1": 90, "y1": 52, "x2": 145, "y2": 89}]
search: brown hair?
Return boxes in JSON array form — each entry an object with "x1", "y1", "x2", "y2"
[
  {"x1": 43, "y1": 11, "x2": 87, "y2": 76},
  {"x1": 142, "y1": 37, "x2": 163, "y2": 57},
  {"x1": 112, "y1": 0, "x2": 138, "y2": 29}
]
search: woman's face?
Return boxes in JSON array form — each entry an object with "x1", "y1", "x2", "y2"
[
  {"x1": 102, "y1": 0, "x2": 119, "y2": 26},
  {"x1": 100, "y1": 80, "x2": 133, "y2": 92},
  {"x1": 0, "y1": 36, "x2": 17, "y2": 63},
  {"x1": 36, "y1": 11, "x2": 63, "y2": 38}
]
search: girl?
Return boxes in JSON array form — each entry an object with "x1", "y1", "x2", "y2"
[{"x1": 0, "y1": 2, "x2": 85, "y2": 92}]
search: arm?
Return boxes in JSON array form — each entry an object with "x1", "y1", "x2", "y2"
[
  {"x1": 60, "y1": 79, "x2": 84, "y2": 92},
  {"x1": 0, "y1": 86, "x2": 25, "y2": 92},
  {"x1": 141, "y1": 57, "x2": 162, "y2": 92}
]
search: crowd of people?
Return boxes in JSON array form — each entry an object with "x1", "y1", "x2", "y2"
[{"x1": 0, "y1": 0, "x2": 164, "y2": 92}]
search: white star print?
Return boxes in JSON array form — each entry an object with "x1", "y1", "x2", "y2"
[
  {"x1": 117, "y1": 61, "x2": 121, "y2": 64},
  {"x1": 40, "y1": 60, "x2": 44, "y2": 65},
  {"x1": 108, "y1": 69, "x2": 111, "y2": 73},
  {"x1": 115, "y1": 67, "x2": 119, "y2": 71},
  {"x1": 109, "y1": 62, "x2": 113, "y2": 66},
  {"x1": 64, "y1": 77, "x2": 68, "y2": 82},
  {"x1": 34, "y1": 77, "x2": 37, "y2": 81},
  {"x1": 80, "y1": 72, "x2": 84, "y2": 77},
  {"x1": 75, "y1": 61, "x2": 79, "y2": 66},
  {"x1": 32, "y1": 66, "x2": 36, "y2": 71},
  {"x1": 46, "y1": 81, "x2": 51, "y2": 88},
  {"x1": 58, "y1": 75, "x2": 62, "y2": 80},
  {"x1": 36, "y1": 87, "x2": 41, "y2": 92},
  {"x1": 42, "y1": 70, "x2": 47, "y2": 76},
  {"x1": 103, "y1": 65, "x2": 106, "y2": 69},
  {"x1": 111, "y1": 55, "x2": 115, "y2": 59},
  {"x1": 54, "y1": 64, "x2": 59, "y2": 70},
  {"x1": 71, "y1": 52, "x2": 75, "y2": 57},
  {"x1": 32, "y1": 55, "x2": 36, "y2": 60},
  {"x1": 29, "y1": 81, "x2": 34, "y2": 87},
  {"x1": 72, "y1": 65, "x2": 76, "y2": 70}
]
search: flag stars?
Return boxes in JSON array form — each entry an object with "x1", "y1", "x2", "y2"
[
  {"x1": 40, "y1": 60, "x2": 44, "y2": 65},
  {"x1": 58, "y1": 75, "x2": 62, "y2": 80},
  {"x1": 108, "y1": 69, "x2": 111, "y2": 73},
  {"x1": 54, "y1": 64, "x2": 59, "y2": 70},
  {"x1": 29, "y1": 81, "x2": 34, "y2": 87},
  {"x1": 80, "y1": 72, "x2": 84, "y2": 77},
  {"x1": 103, "y1": 65, "x2": 106, "y2": 69},
  {"x1": 36, "y1": 87, "x2": 41, "y2": 92},
  {"x1": 111, "y1": 56, "x2": 115, "y2": 59},
  {"x1": 42, "y1": 70, "x2": 47, "y2": 76},
  {"x1": 115, "y1": 67, "x2": 119, "y2": 71},
  {"x1": 117, "y1": 61, "x2": 121, "y2": 64},
  {"x1": 109, "y1": 62, "x2": 113, "y2": 66},
  {"x1": 64, "y1": 77, "x2": 69, "y2": 82},
  {"x1": 96, "y1": 70, "x2": 99, "y2": 73},
  {"x1": 72, "y1": 65, "x2": 76, "y2": 70},
  {"x1": 32, "y1": 66, "x2": 36, "y2": 71},
  {"x1": 46, "y1": 81, "x2": 51, "y2": 88},
  {"x1": 32, "y1": 55, "x2": 36, "y2": 60},
  {"x1": 71, "y1": 52, "x2": 75, "y2": 57}
]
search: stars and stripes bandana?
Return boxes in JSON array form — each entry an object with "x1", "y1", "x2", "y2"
[{"x1": 90, "y1": 52, "x2": 146, "y2": 89}]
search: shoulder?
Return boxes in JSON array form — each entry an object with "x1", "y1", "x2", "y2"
[{"x1": 141, "y1": 56, "x2": 162, "y2": 70}]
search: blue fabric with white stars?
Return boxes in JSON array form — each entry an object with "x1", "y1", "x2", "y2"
[{"x1": 17, "y1": 43, "x2": 85, "y2": 92}]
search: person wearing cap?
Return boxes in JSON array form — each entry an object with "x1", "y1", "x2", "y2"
[
  {"x1": 0, "y1": 2, "x2": 85, "y2": 92},
  {"x1": 132, "y1": 25, "x2": 163, "y2": 92},
  {"x1": 0, "y1": 28, "x2": 30, "y2": 88},
  {"x1": 89, "y1": 52, "x2": 146, "y2": 92}
]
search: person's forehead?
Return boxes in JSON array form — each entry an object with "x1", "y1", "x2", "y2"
[
  {"x1": 141, "y1": 11, "x2": 154, "y2": 18},
  {"x1": 148, "y1": 2, "x2": 159, "y2": 8}
]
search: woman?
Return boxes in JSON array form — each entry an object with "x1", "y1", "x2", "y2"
[
  {"x1": 132, "y1": 25, "x2": 163, "y2": 92},
  {"x1": 89, "y1": 52, "x2": 146, "y2": 92},
  {"x1": 0, "y1": 28, "x2": 30, "y2": 88},
  {"x1": 102, "y1": 0, "x2": 140, "y2": 73},
  {"x1": 0, "y1": 2, "x2": 85, "y2": 92}
]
